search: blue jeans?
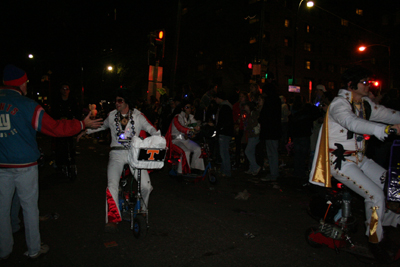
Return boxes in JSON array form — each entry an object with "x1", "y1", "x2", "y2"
[
  {"x1": 0, "y1": 166, "x2": 40, "y2": 258},
  {"x1": 265, "y1": 140, "x2": 279, "y2": 178},
  {"x1": 245, "y1": 137, "x2": 260, "y2": 172},
  {"x1": 219, "y1": 135, "x2": 231, "y2": 177},
  {"x1": 11, "y1": 192, "x2": 21, "y2": 233}
]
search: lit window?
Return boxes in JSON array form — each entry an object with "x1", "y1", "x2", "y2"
[
  {"x1": 216, "y1": 61, "x2": 223, "y2": 69},
  {"x1": 306, "y1": 25, "x2": 310, "y2": 33},
  {"x1": 356, "y1": 9, "x2": 363, "y2": 15},
  {"x1": 341, "y1": 19, "x2": 348, "y2": 26},
  {"x1": 304, "y1": 43, "x2": 311, "y2": 51},
  {"x1": 305, "y1": 61, "x2": 311, "y2": 69},
  {"x1": 284, "y1": 37, "x2": 292, "y2": 47},
  {"x1": 250, "y1": 37, "x2": 257, "y2": 44},
  {"x1": 285, "y1": 19, "x2": 290, "y2": 27}
]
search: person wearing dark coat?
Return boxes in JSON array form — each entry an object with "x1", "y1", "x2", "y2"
[
  {"x1": 258, "y1": 78, "x2": 281, "y2": 181},
  {"x1": 215, "y1": 91, "x2": 234, "y2": 177}
]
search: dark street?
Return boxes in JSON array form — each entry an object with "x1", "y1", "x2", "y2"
[{"x1": 1, "y1": 134, "x2": 398, "y2": 267}]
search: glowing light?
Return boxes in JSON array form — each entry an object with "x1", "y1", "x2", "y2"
[
  {"x1": 306, "y1": 1, "x2": 314, "y2": 7},
  {"x1": 363, "y1": 134, "x2": 371, "y2": 141},
  {"x1": 107, "y1": 66, "x2": 113, "y2": 71},
  {"x1": 28, "y1": 54, "x2": 34, "y2": 59},
  {"x1": 358, "y1": 46, "x2": 367, "y2": 52}
]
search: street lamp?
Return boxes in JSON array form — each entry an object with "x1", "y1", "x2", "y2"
[
  {"x1": 292, "y1": 0, "x2": 314, "y2": 86},
  {"x1": 358, "y1": 44, "x2": 391, "y2": 88}
]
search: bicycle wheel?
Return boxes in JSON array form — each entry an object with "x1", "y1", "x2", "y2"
[
  {"x1": 133, "y1": 215, "x2": 147, "y2": 239},
  {"x1": 208, "y1": 169, "x2": 218, "y2": 185},
  {"x1": 305, "y1": 227, "x2": 323, "y2": 248}
]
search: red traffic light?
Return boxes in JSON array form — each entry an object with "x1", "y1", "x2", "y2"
[
  {"x1": 369, "y1": 80, "x2": 380, "y2": 87},
  {"x1": 248, "y1": 63, "x2": 253, "y2": 69}
]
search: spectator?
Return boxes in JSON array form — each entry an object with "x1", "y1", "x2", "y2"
[
  {"x1": 0, "y1": 65, "x2": 102, "y2": 260},
  {"x1": 289, "y1": 95, "x2": 320, "y2": 184},
  {"x1": 232, "y1": 91, "x2": 249, "y2": 168},
  {"x1": 249, "y1": 83, "x2": 261, "y2": 103},
  {"x1": 200, "y1": 84, "x2": 218, "y2": 112},
  {"x1": 242, "y1": 102, "x2": 261, "y2": 175},
  {"x1": 214, "y1": 91, "x2": 234, "y2": 177},
  {"x1": 258, "y1": 76, "x2": 281, "y2": 182},
  {"x1": 279, "y1": 95, "x2": 290, "y2": 152}
]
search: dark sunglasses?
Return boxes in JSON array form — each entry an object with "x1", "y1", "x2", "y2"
[
  {"x1": 116, "y1": 99, "x2": 124, "y2": 103},
  {"x1": 185, "y1": 106, "x2": 191, "y2": 109},
  {"x1": 360, "y1": 80, "x2": 371, "y2": 85}
]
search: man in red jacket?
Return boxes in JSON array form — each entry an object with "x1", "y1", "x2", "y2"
[{"x1": 0, "y1": 65, "x2": 103, "y2": 261}]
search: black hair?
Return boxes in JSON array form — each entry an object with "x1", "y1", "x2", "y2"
[
  {"x1": 341, "y1": 66, "x2": 373, "y2": 90},
  {"x1": 116, "y1": 89, "x2": 133, "y2": 108},
  {"x1": 181, "y1": 100, "x2": 192, "y2": 110},
  {"x1": 59, "y1": 82, "x2": 70, "y2": 89},
  {"x1": 241, "y1": 101, "x2": 256, "y2": 111}
]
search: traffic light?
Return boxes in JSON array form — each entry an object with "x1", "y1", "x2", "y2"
[
  {"x1": 154, "y1": 29, "x2": 165, "y2": 60},
  {"x1": 247, "y1": 63, "x2": 253, "y2": 69},
  {"x1": 156, "y1": 30, "x2": 164, "y2": 41},
  {"x1": 148, "y1": 30, "x2": 165, "y2": 64}
]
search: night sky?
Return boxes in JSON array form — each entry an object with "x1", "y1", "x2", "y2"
[
  {"x1": 1, "y1": 0, "x2": 399, "y2": 101},
  {"x1": 1, "y1": 0, "x2": 175, "y2": 100}
]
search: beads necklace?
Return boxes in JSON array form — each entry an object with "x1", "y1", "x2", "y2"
[{"x1": 114, "y1": 110, "x2": 135, "y2": 148}]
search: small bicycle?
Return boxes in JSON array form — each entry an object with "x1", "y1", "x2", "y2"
[
  {"x1": 168, "y1": 125, "x2": 218, "y2": 185},
  {"x1": 306, "y1": 135, "x2": 400, "y2": 264},
  {"x1": 118, "y1": 136, "x2": 166, "y2": 239}
]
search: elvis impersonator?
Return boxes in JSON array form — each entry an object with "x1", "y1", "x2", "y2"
[
  {"x1": 309, "y1": 66, "x2": 400, "y2": 261},
  {"x1": 77, "y1": 89, "x2": 160, "y2": 233},
  {"x1": 166, "y1": 101, "x2": 204, "y2": 174}
]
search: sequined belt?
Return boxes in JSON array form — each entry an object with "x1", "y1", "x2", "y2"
[
  {"x1": 111, "y1": 146, "x2": 129, "y2": 150},
  {"x1": 329, "y1": 149, "x2": 357, "y2": 155}
]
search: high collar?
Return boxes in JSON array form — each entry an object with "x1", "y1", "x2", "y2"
[
  {"x1": 0, "y1": 86, "x2": 23, "y2": 95},
  {"x1": 338, "y1": 89, "x2": 366, "y2": 104}
]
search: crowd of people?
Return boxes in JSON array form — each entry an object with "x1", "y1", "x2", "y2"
[{"x1": 2, "y1": 63, "x2": 400, "y2": 263}]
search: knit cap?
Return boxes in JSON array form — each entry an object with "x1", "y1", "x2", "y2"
[{"x1": 3, "y1": 65, "x2": 28, "y2": 86}]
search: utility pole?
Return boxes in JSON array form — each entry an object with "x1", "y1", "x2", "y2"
[{"x1": 171, "y1": 0, "x2": 182, "y2": 96}]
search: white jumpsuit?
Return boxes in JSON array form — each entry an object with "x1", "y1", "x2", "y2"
[
  {"x1": 310, "y1": 89, "x2": 400, "y2": 242},
  {"x1": 87, "y1": 109, "x2": 159, "y2": 223}
]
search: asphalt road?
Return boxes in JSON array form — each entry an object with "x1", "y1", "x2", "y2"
[{"x1": 3, "y1": 134, "x2": 399, "y2": 267}]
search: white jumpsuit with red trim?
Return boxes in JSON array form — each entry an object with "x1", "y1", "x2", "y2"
[{"x1": 86, "y1": 109, "x2": 159, "y2": 223}]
